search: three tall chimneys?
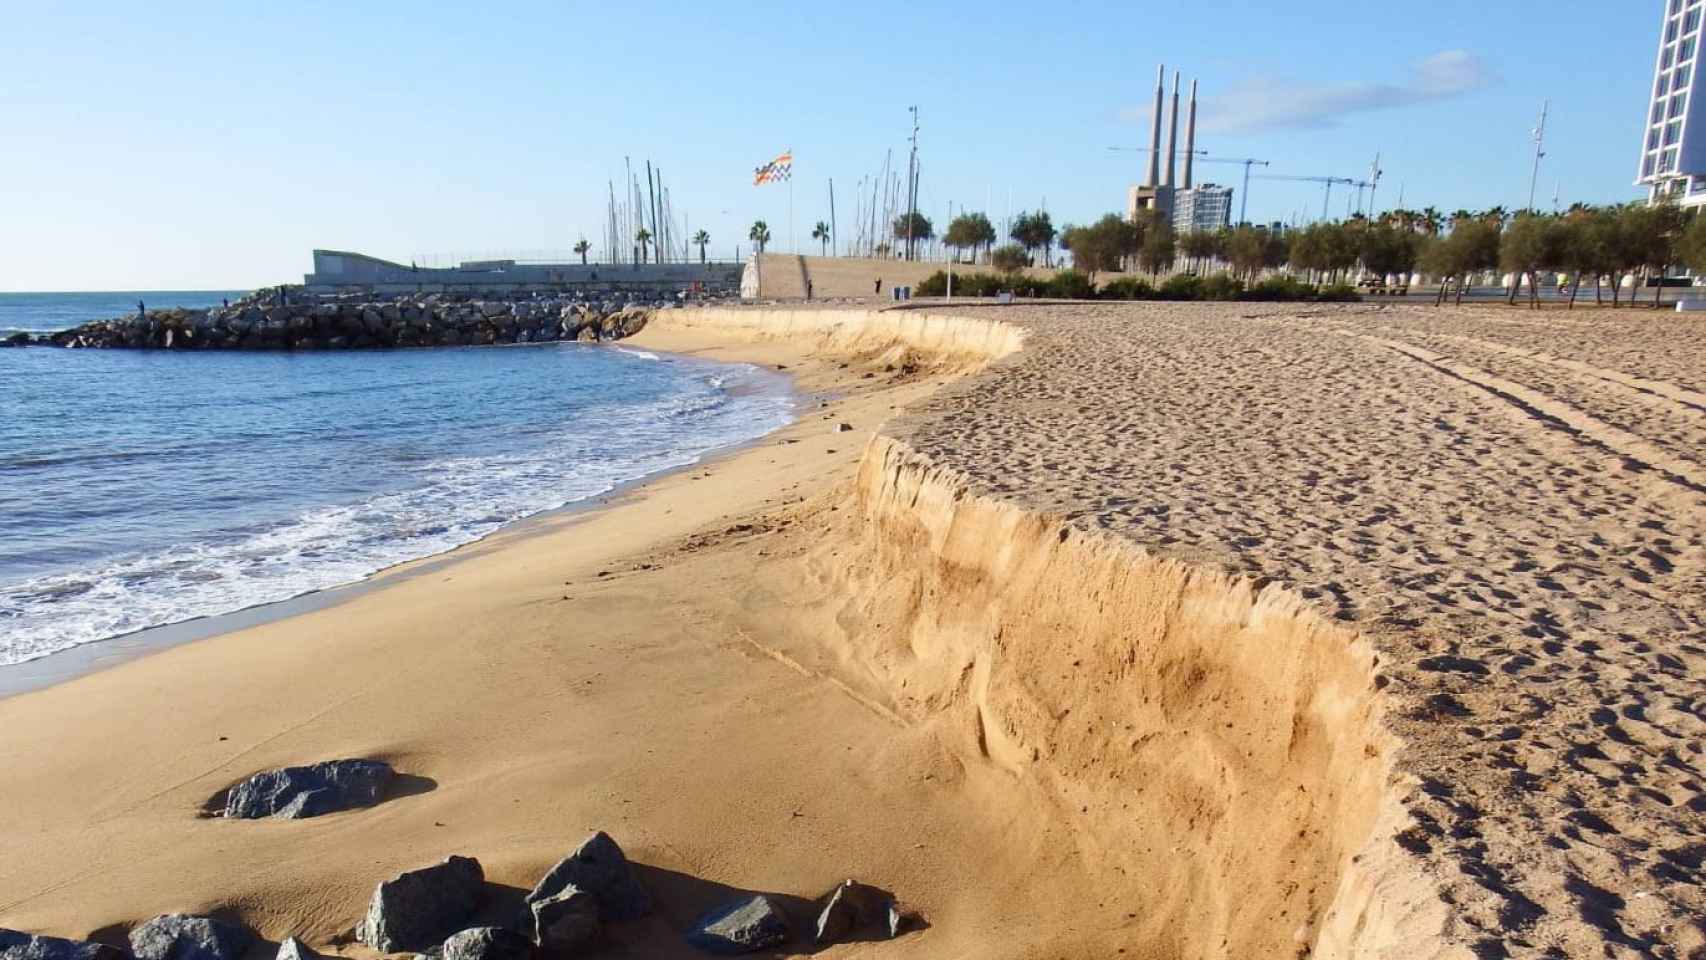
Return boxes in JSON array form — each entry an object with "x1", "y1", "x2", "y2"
[{"x1": 1144, "y1": 64, "x2": 1198, "y2": 191}]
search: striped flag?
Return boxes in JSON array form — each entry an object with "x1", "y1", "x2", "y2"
[{"x1": 753, "y1": 150, "x2": 793, "y2": 185}]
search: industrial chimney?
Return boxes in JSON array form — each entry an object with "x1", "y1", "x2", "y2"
[
  {"x1": 1183, "y1": 78, "x2": 1198, "y2": 190},
  {"x1": 1163, "y1": 71, "x2": 1181, "y2": 188},
  {"x1": 1145, "y1": 64, "x2": 1165, "y2": 188}
]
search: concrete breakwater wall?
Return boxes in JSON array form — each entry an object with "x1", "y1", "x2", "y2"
[{"x1": 23, "y1": 292, "x2": 657, "y2": 351}]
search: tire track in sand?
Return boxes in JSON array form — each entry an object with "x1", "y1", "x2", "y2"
[{"x1": 1364, "y1": 336, "x2": 1706, "y2": 497}]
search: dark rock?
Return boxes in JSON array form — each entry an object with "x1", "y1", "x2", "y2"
[
  {"x1": 357, "y1": 855, "x2": 484, "y2": 953},
  {"x1": 1, "y1": 332, "x2": 30, "y2": 347},
  {"x1": 686, "y1": 896, "x2": 789, "y2": 955},
  {"x1": 529, "y1": 885, "x2": 599, "y2": 952},
  {"x1": 128, "y1": 915, "x2": 254, "y2": 960},
  {"x1": 812, "y1": 880, "x2": 900, "y2": 945},
  {"x1": 440, "y1": 927, "x2": 533, "y2": 960},
  {"x1": 0, "y1": 929, "x2": 126, "y2": 960},
  {"x1": 525, "y1": 831, "x2": 651, "y2": 923},
  {"x1": 223, "y1": 759, "x2": 392, "y2": 820},
  {"x1": 273, "y1": 938, "x2": 317, "y2": 960}
]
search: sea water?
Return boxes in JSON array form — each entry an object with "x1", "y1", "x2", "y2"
[{"x1": 0, "y1": 292, "x2": 793, "y2": 667}]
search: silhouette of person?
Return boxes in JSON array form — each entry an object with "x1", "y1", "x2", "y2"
[
  {"x1": 137, "y1": 300, "x2": 145, "y2": 319},
  {"x1": 874, "y1": 278, "x2": 882, "y2": 294}
]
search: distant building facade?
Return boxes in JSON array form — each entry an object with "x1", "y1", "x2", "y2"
[
  {"x1": 303, "y1": 250, "x2": 741, "y2": 295},
  {"x1": 1171, "y1": 184, "x2": 1233, "y2": 234},
  {"x1": 1638, "y1": 0, "x2": 1706, "y2": 205}
]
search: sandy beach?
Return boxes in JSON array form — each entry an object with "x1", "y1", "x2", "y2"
[{"x1": 2, "y1": 301, "x2": 1703, "y2": 959}]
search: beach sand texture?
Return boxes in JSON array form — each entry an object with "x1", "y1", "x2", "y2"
[
  {"x1": 883, "y1": 301, "x2": 1706, "y2": 956},
  {"x1": 0, "y1": 301, "x2": 1700, "y2": 959}
]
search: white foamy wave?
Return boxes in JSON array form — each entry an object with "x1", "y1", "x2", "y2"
[
  {"x1": 615, "y1": 347, "x2": 661, "y2": 361},
  {"x1": 0, "y1": 378, "x2": 794, "y2": 667}
]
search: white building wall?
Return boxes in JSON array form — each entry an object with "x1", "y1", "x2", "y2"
[{"x1": 1639, "y1": 0, "x2": 1706, "y2": 205}]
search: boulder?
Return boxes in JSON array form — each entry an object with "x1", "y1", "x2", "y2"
[
  {"x1": 224, "y1": 759, "x2": 393, "y2": 820},
  {"x1": 2, "y1": 332, "x2": 31, "y2": 348},
  {"x1": 524, "y1": 831, "x2": 650, "y2": 923},
  {"x1": 440, "y1": 928, "x2": 533, "y2": 960},
  {"x1": 0, "y1": 930, "x2": 126, "y2": 960},
  {"x1": 128, "y1": 915, "x2": 254, "y2": 960},
  {"x1": 357, "y1": 855, "x2": 484, "y2": 953},
  {"x1": 686, "y1": 896, "x2": 789, "y2": 955},
  {"x1": 274, "y1": 938, "x2": 316, "y2": 960},
  {"x1": 812, "y1": 880, "x2": 901, "y2": 945},
  {"x1": 529, "y1": 886, "x2": 599, "y2": 952}
]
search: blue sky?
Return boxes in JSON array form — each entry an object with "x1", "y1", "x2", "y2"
[{"x1": 0, "y1": 1, "x2": 1661, "y2": 290}]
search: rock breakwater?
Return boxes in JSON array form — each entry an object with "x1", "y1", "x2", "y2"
[{"x1": 32, "y1": 289, "x2": 659, "y2": 351}]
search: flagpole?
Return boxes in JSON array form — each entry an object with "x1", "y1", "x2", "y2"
[{"x1": 789, "y1": 173, "x2": 795, "y2": 255}]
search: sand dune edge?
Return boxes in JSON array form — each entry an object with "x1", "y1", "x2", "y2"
[{"x1": 645, "y1": 305, "x2": 1456, "y2": 959}]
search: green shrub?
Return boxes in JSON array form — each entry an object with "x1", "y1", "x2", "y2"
[
  {"x1": 1157, "y1": 274, "x2": 1203, "y2": 300},
  {"x1": 1315, "y1": 283, "x2": 1361, "y2": 302},
  {"x1": 1099, "y1": 276, "x2": 1156, "y2": 300},
  {"x1": 1198, "y1": 273, "x2": 1245, "y2": 300},
  {"x1": 915, "y1": 270, "x2": 949, "y2": 296},
  {"x1": 1047, "y1": 270, "x2": 1095, "y2": 299},
  {"x1": 1239, "y1": 275, "x2": 1312, "y2": 301}
]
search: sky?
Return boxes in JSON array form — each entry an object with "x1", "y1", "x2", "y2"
[{"x1": 0, "y1": 0, "x2": 1664, "y2": 290}]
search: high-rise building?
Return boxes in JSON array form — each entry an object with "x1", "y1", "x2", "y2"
[
  {"x1": 1638, "y1": 0, "x2": 1706, "y2": 205},
  {"x1": 1172, "y1": 185, "x2": 1234, "y2": 235}
]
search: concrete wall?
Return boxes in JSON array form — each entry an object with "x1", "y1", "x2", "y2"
[
  {"x1": 305, "y1": 249, "x2": 741, "y2": 294},
  {"x1": 746, "y1": 254, "x2": 1057, "y2": 300}
]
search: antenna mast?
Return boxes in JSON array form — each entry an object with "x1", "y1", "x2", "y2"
[
  {"x1": 1527, "y1": 101, "x2": 1549, "y2": 213},
  {"x1": 905, "y1": 106, "x2": 919, "y2": 260}
]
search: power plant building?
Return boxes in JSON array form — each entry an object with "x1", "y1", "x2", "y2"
[
  {"x1": 1171, "y1": 183, "x2": 1233, "y2": 234},
  {"x1": 1638, "y1": 0, "x2": 1706, "y2": 205},
  {"x1": 1128, "y1": 65, "x2": 1230, "y2": 231}
]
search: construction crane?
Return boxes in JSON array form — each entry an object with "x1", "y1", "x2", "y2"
[
  {"x1": 1106, "y1": 148, "x2": 1270, "y2": 224},
  {"x1": 1251, "y1": 173, "x2": 1357, "y2": 221}
]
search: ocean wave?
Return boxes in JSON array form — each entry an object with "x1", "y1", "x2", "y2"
[{"x1": 0, "y1": 360, "x2": 794, "y2": 667}]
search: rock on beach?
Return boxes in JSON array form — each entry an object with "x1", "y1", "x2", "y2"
[
  {"x1": 357, "y1": 855, "x2": 485, "y2": 953},
  {"x1": 222, "y1": 759, "x2": 393, "y2": 820},
  {"x1": 127, "y1": 915, "x2": 253, "y2": 960},
  {"x1": 524, "y1": 831, "x2": 651, "y2": 924},
  {"x1": 0, "y1": 930, "x2": 125, "y2": 960},
  {"x1": 686, "y1": 895, "x2": 790, "y2": 955}
]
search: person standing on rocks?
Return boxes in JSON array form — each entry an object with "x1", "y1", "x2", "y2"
[{"x1": 137, "y1": 300, "x2": 145, "y2": 319}]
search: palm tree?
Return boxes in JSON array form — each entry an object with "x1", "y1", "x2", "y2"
[
  {"x1": 748, "y1": 220, "x2": 771, "y2": 255},
  {"x1": 635, "y1": 228, "x2": 652, "y2": 264},
  {"x1": 573, "y1": 239, "x2": 591, "y2": 265},
  {"x1": 811, "y1": 221, "x2": 832, "y2": 256},
  {"x1": 692, "y1": 230, "x2": 711, "y2": 264}
]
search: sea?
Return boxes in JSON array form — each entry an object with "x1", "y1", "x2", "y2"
[{"x1": 0, "y1": 291, "x2": 795, "y2": 668}]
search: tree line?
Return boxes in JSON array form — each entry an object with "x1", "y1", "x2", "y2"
[
  {"x1": 757, "y1": 198, "x2": 1706, "y2": 309},
  {"x1": 1005, "y1": 201, "x2": 1706, "y2": 308}
]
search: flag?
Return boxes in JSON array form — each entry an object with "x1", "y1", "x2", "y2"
[{"x1": 753, "y1": 150, "x2": 793, "y2": 186}]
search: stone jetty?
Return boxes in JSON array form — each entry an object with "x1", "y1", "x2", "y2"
[{"x1": 27, "y1": 288, "x2": 667, "y2": 351}]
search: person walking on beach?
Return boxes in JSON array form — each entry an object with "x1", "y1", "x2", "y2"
[{"x1": 874, "y1": 277, "x2": 882, "y2": 295}]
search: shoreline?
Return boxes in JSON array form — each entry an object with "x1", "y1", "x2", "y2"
[
  {"x1": 0, "y1": 343, "x2": 812, "y2": 700},
  {"x1": 5, "y1": 302, "x2": 1699, "y2": 957}
]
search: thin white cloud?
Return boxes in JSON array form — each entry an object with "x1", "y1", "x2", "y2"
[{"x1": 1125, "y1": 51, "x2": 1496, "y2": 135}]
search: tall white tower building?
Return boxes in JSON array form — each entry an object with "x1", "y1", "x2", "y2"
[{"x1": 1639, "y1": 0, "x2": 1706, "y2": 205}]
